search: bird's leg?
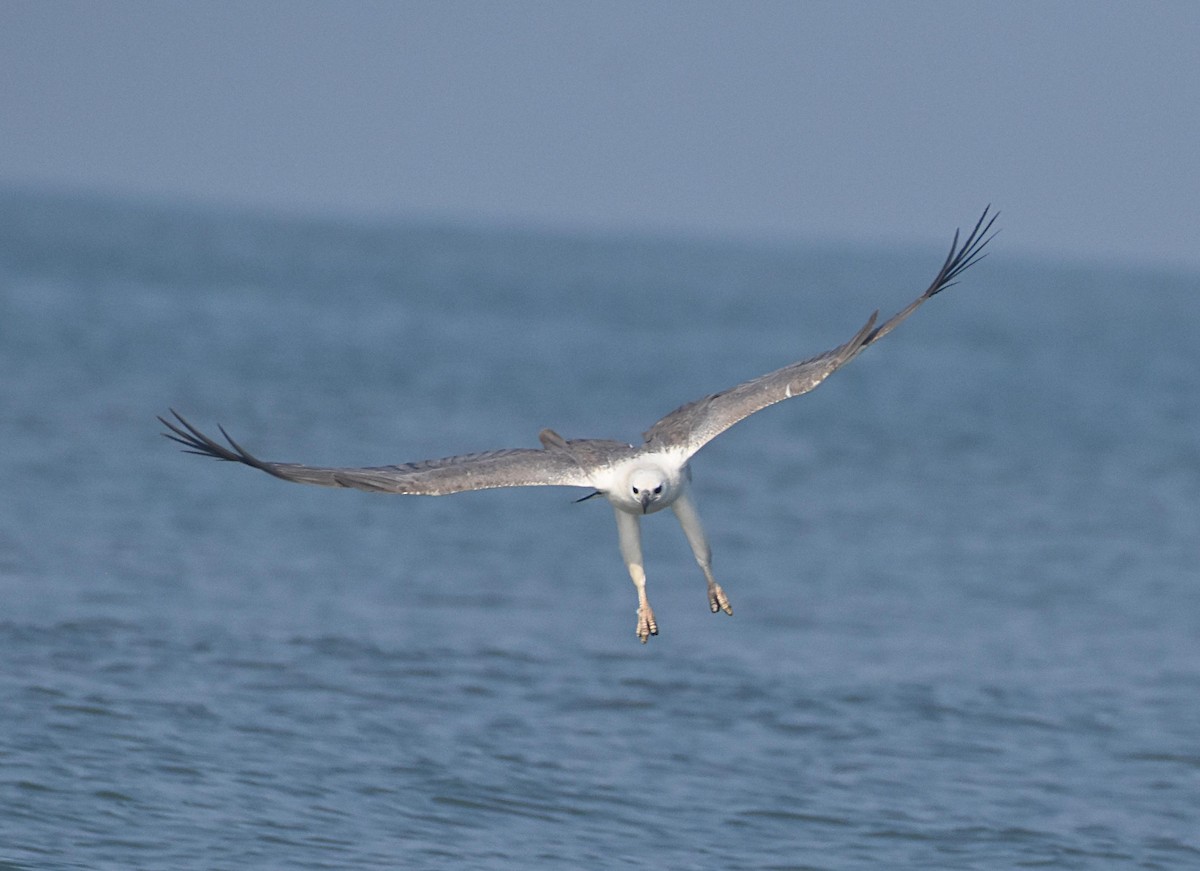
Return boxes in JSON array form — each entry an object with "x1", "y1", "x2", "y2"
[
  {"x1": 614, "y1": 508, "x2": 657, "y2": 642},
  {"x1": 671, "y1": 489, "x2": 733, "y2": 616}
]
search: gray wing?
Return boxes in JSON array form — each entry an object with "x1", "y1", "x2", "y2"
[
  {"x1": 159, "y1": 411, "x2": 599, "y2": 495},
  {"x1": 643, "y1": 207, "x2": 997, "y2": 456}
]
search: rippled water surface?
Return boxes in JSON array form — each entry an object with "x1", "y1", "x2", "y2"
[{"x1": 1, "y1": 192, "x2": 1198, "y2": 868}]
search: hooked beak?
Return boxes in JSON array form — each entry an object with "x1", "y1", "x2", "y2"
[{"x1": 639, "y1": 492, "x2": 652, "y2": 513}]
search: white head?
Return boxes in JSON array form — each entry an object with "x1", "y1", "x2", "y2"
[{"x1": 628, "y1": 466, "x2": 668, "y2": 514}]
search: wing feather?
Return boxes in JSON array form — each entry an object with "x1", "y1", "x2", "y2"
[
  {"x1": 159, "y1": 411, "x2": 597, "y2": 495},
  {"x1": 643, "y1": 206, "x2": 997, "y2": 455}
]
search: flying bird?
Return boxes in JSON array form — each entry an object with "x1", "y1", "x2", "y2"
[{"x1": 161, "y1": 208, "x2": 996, "y2": 643}]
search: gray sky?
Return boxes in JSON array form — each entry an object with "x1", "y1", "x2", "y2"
[{"x1": 3, "y1": 1, "x2": 1198, "y2": 269}]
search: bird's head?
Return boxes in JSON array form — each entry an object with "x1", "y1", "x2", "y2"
[{"x1": 629, "y1": 467, "x2": 668, "y2": 514}]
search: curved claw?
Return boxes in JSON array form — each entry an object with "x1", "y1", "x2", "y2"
[
  {"x1": 708, "y1": 582, "x2": 733, "y2": 616},
  {"x1": 636, "y1": 605, "x2": 659, "y2": 643}
]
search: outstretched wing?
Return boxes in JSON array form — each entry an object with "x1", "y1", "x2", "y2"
[
  {"x1": 643, "y1": 207, "x2": 997, "y2": 456},
  {"x1": 159, "y1": 411, "x2": 597, "y2": 495}
]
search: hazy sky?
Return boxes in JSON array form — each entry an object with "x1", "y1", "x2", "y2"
[{"x1": 3, "y1": 2, "x2": 1198, "y2": 269}]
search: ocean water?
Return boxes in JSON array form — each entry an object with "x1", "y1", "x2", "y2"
[{"x1": 1, "y1": 190, "x2": 1197, "y2": 869}]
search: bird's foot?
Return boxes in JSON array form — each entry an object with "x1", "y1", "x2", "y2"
[
  {"x1": 636, "y1": 605, "x2": 659, "y2": 643},
  {"x1": 708, "y1": 582, "x2": 733, "y2": 616}
]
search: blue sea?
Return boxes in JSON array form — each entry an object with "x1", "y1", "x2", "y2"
[{"x1": 1, "y1": 190, "x2": 1197, "y2": 869}]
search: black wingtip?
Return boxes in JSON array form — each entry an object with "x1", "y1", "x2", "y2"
[
  {"x1": 925, "y1": 205, "x2": 999, "y2": 299},
  {"x1": 158, "y1": 408, "x2": 249, "y2": 464}
]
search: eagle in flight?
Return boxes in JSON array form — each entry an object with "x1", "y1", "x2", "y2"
[{"x1": 162, "y1": 208, "x2": 996, "y2": 642}]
